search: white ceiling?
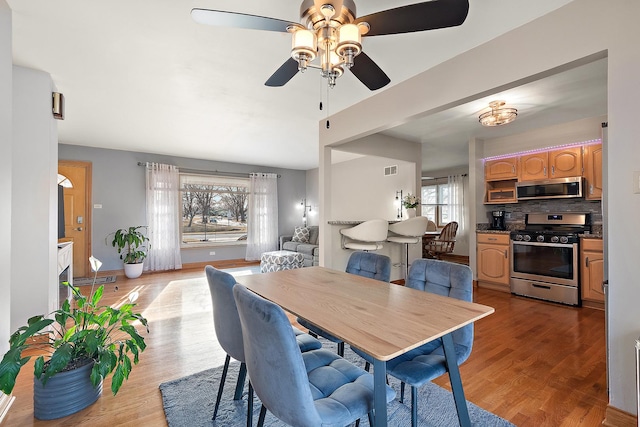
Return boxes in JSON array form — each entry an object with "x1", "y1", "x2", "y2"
[{"x1": 8, "y1": 0, "x2": 587, "y2": 171}]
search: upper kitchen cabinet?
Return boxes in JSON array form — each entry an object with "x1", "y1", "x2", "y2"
[
  {"x1": 549, "y1": 146, "x2": 583, "y2": 178},
  {"x1": 519, "y1": 147, "x2": 583, "y2": 181},
  {"x1": 485, "y1": 157, "x2": 518, "y2": 181},
  {"x1": 583, "y1": 143, "x2": 603, "y2": 200},
  {"x1": 519, "y1": 152, "x2": 548, "y2": 181}
]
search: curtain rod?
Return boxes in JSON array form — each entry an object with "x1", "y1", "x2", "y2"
[
  {"x1": 421, "y1": 173, "x2": 468, "y2": 181},
  {"x1": 136, "y1": 162, "x2": 280, "y2": 178}
]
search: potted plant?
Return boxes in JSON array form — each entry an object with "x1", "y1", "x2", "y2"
[
  {"x1": 109, "y1": 226, "x2": 149, "y2": 279},
  {"x1": 0, "y1": 256, "x2": 148, "y2": 420},
  {"x1": 402, "y1": 193, "x2": 420, "y2": 217}
]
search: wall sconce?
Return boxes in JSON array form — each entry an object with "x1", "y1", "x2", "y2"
[
  {"x1": 301, "y1": 198, "x2": 312, "y2": 226},
  {"x1": 395, "y1": 190, "x2": 403, "y2": 219}
]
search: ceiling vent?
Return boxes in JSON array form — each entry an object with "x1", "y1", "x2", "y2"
[{"x1": 384, "y1": 165, "x2": 398, "y2": 176}]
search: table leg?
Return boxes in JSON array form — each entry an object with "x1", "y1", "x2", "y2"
[
  {"x1": 373, "y1": 358, "x2": 388, "y2": 427},
  {"x1": 442, "y1": 333, "x2": 471, "y2": 427}
]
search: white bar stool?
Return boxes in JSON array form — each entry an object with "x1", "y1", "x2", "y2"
[
  {"x1": 340, "y1": 219, "x2": 389, "y2": 251},
  {"x1": 387, "y1": 217, "x2": 429, "y2": 279}
]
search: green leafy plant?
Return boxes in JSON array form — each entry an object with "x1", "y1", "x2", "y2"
[
  {"x1": 0, "y1": 256, "x2": 149, "y2": 395},
  {"x1": 109, "y1": 226, "x2": 150, "y2": 264},
  {"x1": 402, "y1": 193, "x2": 420, "y2": 209}
]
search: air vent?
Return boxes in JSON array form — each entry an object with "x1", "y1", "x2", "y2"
[{"x1": 384, "y1": 165, "x2": 398, "y2": 176}]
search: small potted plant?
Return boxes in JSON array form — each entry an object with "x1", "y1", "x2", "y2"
[
  {"x1": 0, "y1": 256, "x2": 148, "y2": 420},
  {"x1": 402, "y1": 193, "x2": 420, "y2": 217},
  {"x1": 109, "y1": 226, "x2": 149, "y2": 279}
]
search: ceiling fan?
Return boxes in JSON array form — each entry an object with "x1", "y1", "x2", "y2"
[{"x1": 192, "y1": 0, "x2": 469, "y2": 91}]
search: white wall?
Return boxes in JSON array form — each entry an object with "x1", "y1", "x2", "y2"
[
  {"x1": 11, "y1": 66, "x2": 58, "y2": 331},
  {"x1": 305, "y1": 168, "x2": 319, "y2": 227},
  {"x1": 0, "y1": 0, "x2": 12, "y2": 355},
  {"x1": 320, "y1": 0, "x2": 640, "y2": 416}
]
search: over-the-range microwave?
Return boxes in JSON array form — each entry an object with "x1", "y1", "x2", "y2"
[{"x1": 516, "y1": 176, "x2": 583, "y2": 200}]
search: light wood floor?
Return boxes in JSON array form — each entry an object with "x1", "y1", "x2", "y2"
[{"x1": 3, "y1": 266, "x2": 607, "y2": 426}]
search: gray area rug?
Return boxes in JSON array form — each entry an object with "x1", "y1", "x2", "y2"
[
  {"x1": 73, "y1": 275, "x2": 116, "y2": 286},
  {"x1": 160, "y1": 342, "x2": 514, "y2": 427}
]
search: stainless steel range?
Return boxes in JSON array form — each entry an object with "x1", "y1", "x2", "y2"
[{"x1": 510, "y1": 213, "x2": 591, "y2": 306}]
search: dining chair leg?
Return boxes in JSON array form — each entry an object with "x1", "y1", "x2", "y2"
[
  {"x1": 364, "y1": 361, "x2": 370, "y2": 372},
  {"x1": 234, "y1": 362, "x2": 247, "y2": 400},
  {"x1": 399, "y1": 381, "x2": 405, "y2": 403},
  {"x1": 337, "y1": 342, "x2": 345, "y2": 357},
  {"x1": 212, "y1": 354, "x2": 231, "y2": 420},
  {"x1": 411, "y1": 386, "x2": 418, "y2": 427},
  {"x1": 355, "y1": 419, "x2": 360, "y2": 427},
  {"x1": 247, "y1": 381, "x2": 254, "y2": 427},
  {"x1": 257, "y1": 404, "x2": 267, "y2": 427}
]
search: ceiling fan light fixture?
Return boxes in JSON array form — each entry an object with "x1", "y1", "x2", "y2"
[
  {"x1": 336, "y1": 23, "x2": 362, "y2": 66},
  {"x1": 291, "y1": 29, "x2": 318, "y2": 70},
  {"x1": 479, "y1": 100, "x2": 518, "y2": 126}
]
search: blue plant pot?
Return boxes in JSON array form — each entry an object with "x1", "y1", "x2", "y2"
[{"x1": 33, "y1": 360, "x2": 103, "y2": 420}]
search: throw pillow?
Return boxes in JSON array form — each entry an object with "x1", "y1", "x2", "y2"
[{"x1": 292, "y1": 226, "x2": 310, "y2": 243}]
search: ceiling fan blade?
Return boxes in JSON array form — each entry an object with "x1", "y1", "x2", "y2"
[
  {"x1": 349, "y1": 52, "x2": 390, "y2": 91},
  {"x1": 355, "y1": 0, "x2": 469, "y2": 37},
  {"x1": 191, "y1": 9, "x2": 297, "y2": 33},
  {"x1": 265, "y1": 58, "x2": 300, "y2": 87}
]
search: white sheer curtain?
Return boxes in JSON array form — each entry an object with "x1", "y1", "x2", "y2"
[
  {"x1": 246, "y1": 173, "x2": 279, "y2": 260},
  {"x1": 448, "y1": 174, "x2": 469, "y2": 251},
  {"x1": 145, "y1": 163, "x2": 182, "y2": 271}
]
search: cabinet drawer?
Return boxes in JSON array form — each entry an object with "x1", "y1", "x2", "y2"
[
  {"x1": 581, "y1": 238, "x2": 603, "y2": 252},
  {"x1": 477, "y1": 233, "x2": 510, "y2": 245}
]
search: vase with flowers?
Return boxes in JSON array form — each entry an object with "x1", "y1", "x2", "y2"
[
  {"x1": 0, "y1": 256, "x2": 148, "y2": 420},
  {"x1": 402, "y1": 193, "x2": 420, "y2": 218}
]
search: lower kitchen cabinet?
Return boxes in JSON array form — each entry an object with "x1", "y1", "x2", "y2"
[
  {"x1": 581, "y1": 238, "x2": 604, "y2": 309},
  {"x1": 477, "y1": 233, "x2": 510, "y2": 292}
]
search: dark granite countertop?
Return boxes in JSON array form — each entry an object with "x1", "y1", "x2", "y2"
[{"x1": 476, "y1": 229, "x2": 511, "y2": 234}]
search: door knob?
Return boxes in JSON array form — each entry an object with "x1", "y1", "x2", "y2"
[{"x1": 75, "y1": 227, "x2": 83, "y2": 231}]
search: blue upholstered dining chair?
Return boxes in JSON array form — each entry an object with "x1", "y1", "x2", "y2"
[
  {"x1": 233, "y1": 283, "x2": 396, "y2": 427},
  {"x1": 353, "y1": 259, "x2": 474, "y2": 427},
  {"x1": 296, "y1": 251, "x2": 391, "y2": 357},
  {"x1": 204, "y1": 266, "x2": 322, "y2": 424}
]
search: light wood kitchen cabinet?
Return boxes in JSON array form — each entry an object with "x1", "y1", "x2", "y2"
[
  {"x1": 477, "y1": 233, "x2": 510, "y2": 292},
  {"x1": 581, "y1": 238, "x2": 604, "y2": 309},
  {"x1": 485, "y1": 157, "x2": 518, "y2": 181},
  {"x1": 519, "y1": 152, "x2": 548, "y2": 181},
  {"x1": 583, "y1": 143, "x2": 603, "y2": 200},
  {"x1": 549, "y1": 146, "x2": 583, "y2": 178}
]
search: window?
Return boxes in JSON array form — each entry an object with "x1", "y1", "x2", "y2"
[
  {"x1": 180, "y1": 174, "x2": 249, "y2": 245},
  {"x1": 421, "y1": 183, "x2": 451, "y2": 227}
]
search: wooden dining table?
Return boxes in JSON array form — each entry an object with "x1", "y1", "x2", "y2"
[{"x1": 238, "y1": 266, "x2": 494, "y2": 427}]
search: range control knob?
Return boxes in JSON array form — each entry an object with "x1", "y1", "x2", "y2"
[
  {"x1": 523, "y1": 235, "x2": 531, "y2": 242},
  {"x1": 515, "y1": 234, "x2": 523, "y2": 241},
  {"x1": 560, "y1": 236, "x2": 569, "y2": 244},
  {"x1": 550, "y1": 236, "x2": 559, "y2": 243},
  {"x1": 536, "y1": 235, "x2": 545, "y2": 243}
]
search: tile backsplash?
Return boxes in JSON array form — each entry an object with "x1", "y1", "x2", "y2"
[{"x1": 481, "y1": 199, "x2": 603, "y2": 229}]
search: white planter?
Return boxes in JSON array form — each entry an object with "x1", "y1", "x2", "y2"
[
  {"x1": 124, "y1": 262, "x2": 144, "y2": 279},
  {"x1": 406, "y1": 208, "x2": 416, "y2": 218}
]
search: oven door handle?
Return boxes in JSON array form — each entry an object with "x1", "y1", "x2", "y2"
[{"x1": 511, "y1": 241, "x2": 575, "y2": 248}]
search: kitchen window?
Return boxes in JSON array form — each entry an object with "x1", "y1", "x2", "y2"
[
  {"x1": 421, "y1": 183, "x2": 451, "y2": 227},
  {"x1": 180, "y1": 174, "x2": 249, "y2": 246}
]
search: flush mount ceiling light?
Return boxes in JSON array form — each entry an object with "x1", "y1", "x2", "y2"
[
  {"x1": 192, "y1": 0, "x2": 469, "y2": 91},
  {"x1": 479, "y1": 100, "x2": 518, "y2": 127}
]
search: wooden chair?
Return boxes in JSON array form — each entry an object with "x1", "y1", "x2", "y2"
[{"x1": 424, "y1": 221, "x2": 458, "y2": 259}]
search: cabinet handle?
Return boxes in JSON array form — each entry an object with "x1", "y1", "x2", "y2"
[
  {"x1": 543, "y1": 166, "x2": 547, "y2": 176},
  {"x1": 512, "y1": 165, "x2": 515, "y2": 173},
  {"x1": 504, "y1": 250, "x2": 508, "y2": 259},
  {"x1": 585, "y1": 257, "x2": 589, "y2": 267},
  {"x1": 590, "y1": 184, "x2": 594, "y2": 195},
  {"x1": 488, "y1": 237, "x2": 497, "y2": 241},
  {"x1": 551, "y1": 165, "x2": 555, "y2": 175}
]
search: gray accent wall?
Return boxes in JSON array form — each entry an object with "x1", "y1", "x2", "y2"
[
  {"x1": 0, "y1": 0, "x2": 11, "y2": 355},
  {"x1": 58, "y1": 144, "x2": 307, "y2": 271}
]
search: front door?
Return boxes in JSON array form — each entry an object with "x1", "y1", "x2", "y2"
[{"x1": 58, "y1": 161, "x2": 92, "y2": 278}]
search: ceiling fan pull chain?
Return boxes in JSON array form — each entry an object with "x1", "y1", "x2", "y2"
[{"x1": 326, "y1": 80, "x2": 330, "y2": 129}]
